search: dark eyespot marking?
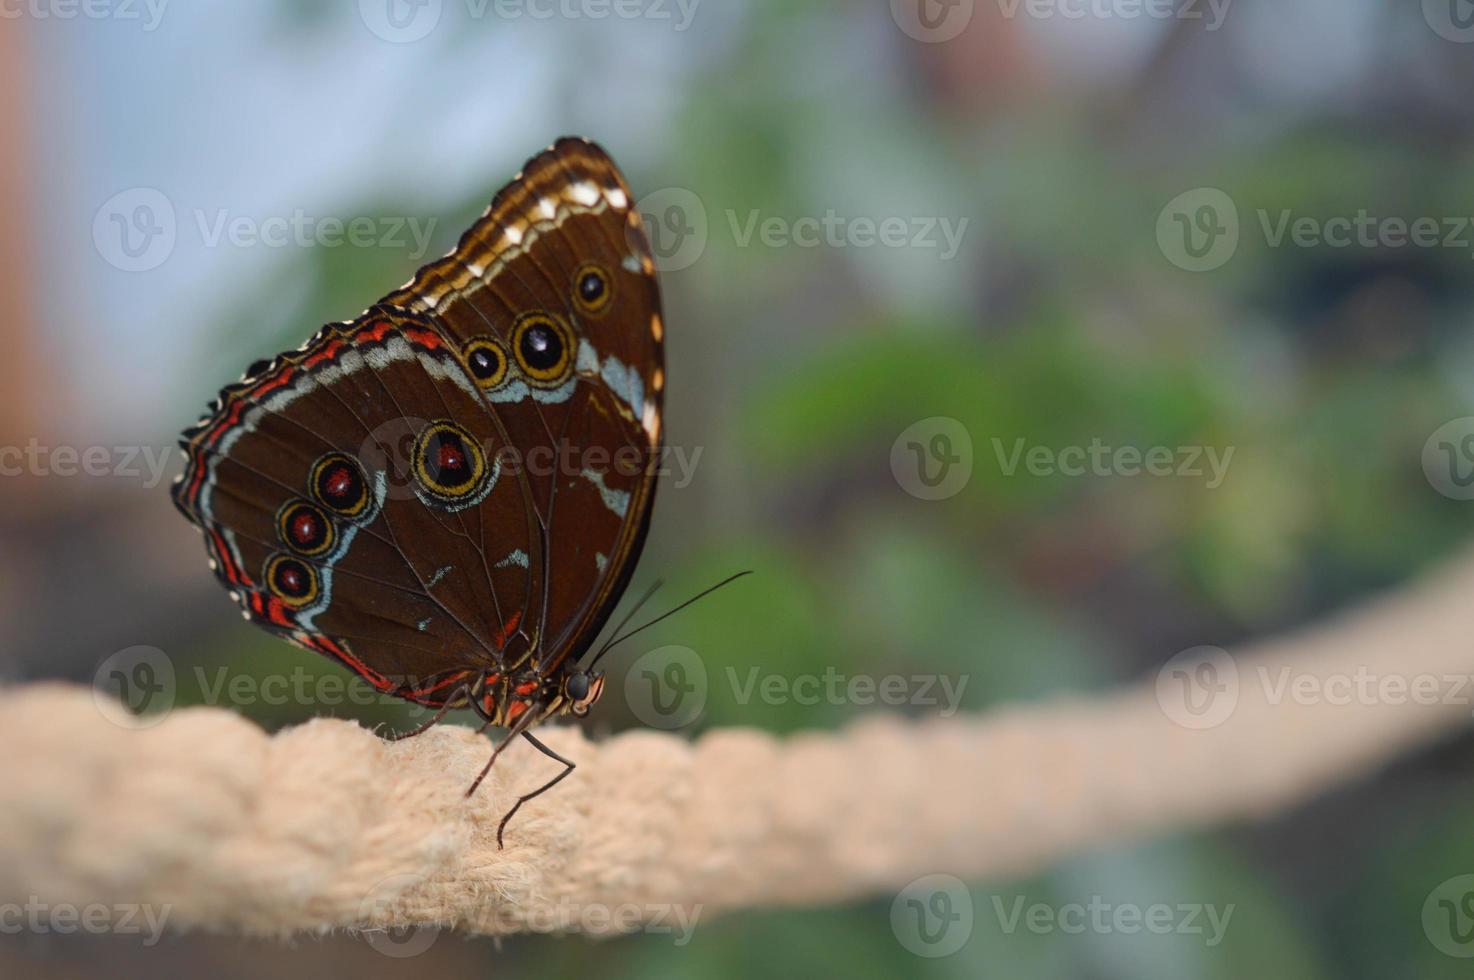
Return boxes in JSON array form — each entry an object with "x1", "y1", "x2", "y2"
[
  {"x1": 462, "y1": 337, "x2": 509, "y2": 389},
  {"x1": 311, "y1": 453, "x2": 373, "y2": 521},
  {"x1": 511, "y1": 311, "x2": 575, "y2": 387},
  {"x1": 572, "y1": 262, "x2": 613, "y2": 316},
  {"x1": 264, "y1": 554, "x2": 319, "y2": 608},
  {"x1": 276, "y1": 499, "x2": 335, "y2": 557},
  {"x1": 412, "y1": 420, "x2": 491, "y2": 506}
]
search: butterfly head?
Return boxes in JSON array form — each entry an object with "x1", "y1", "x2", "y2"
[{"x1": 562, "y1": 669, "x2": 605, "y2": 718}]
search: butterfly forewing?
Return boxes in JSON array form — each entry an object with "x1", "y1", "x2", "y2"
[{"x1": 382, "y1": 137, "x2": 664, "y2": 669}]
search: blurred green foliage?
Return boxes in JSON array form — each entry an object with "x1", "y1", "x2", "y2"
[{"x1": 173, "y1": 4, "x2": 1474, "y2": 977}]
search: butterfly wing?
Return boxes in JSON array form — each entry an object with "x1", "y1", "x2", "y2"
[
  {"x1": 173, "y1": 314, "x2": 545, "y2": 703},
  {"x1": 174, "y1": 138, "x2": 663, "y2": 700},
  {"x1": 380, "y1": 137, "x2": 664, "y2": 671}
]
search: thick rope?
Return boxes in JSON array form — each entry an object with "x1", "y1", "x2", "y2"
[{"x1": 4, "y1": 553, "x2": 1474, "y2": 938}]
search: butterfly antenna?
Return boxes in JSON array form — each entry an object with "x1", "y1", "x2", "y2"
[
  {"x1": 600, "y1": 577, "x2": 665, "y2": 654},
  {"x1": 586, "y1": 571, "x2": 753, "y2": 669}
]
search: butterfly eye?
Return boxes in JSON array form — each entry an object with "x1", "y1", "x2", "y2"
[
  {"x1": 264, "y1": 554, "x2": 319, "y2": 608},
  {"x1": 413, "y1": 420, "x2": 490, "y2": 505},
  {"x1": 311, "y1": 452, "x2": 373, "y2": 520},
  {"x1": 511, "y1": 312, "x2": 576, "y2": 387},
  {"x1": 276, "y1": 499, "x2": 335, "y2": 557},
  {"x1": 572, "y1": 262, "x2": 613, "y2": 316},
  {"x1": 462, "y1": 338, "x2": 509, "y2": 389},
  {"x1": 565, "y1": 673, "x2": 590, "y2": 701}
]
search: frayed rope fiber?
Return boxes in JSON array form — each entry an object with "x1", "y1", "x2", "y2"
[{"x1": 4, "y1": 552, "x2": 1474, "y2": 937}]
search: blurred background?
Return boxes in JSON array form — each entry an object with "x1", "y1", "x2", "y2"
[{"x1": 5, "y1": 0, "x2": 1474, "y2": 975}]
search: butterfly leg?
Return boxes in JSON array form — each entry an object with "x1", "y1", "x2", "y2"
[
  {"x1": 382, "y1": 684, "x2": 471, "y2": 742},
  {"x1": 495, "y1": 732, "x2": 576, "y2": 849},
  {"x1": 464, "y1": 709, "x2": 536, "y2": 798}
]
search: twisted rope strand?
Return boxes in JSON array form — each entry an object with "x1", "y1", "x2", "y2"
[{"x1": 4, "y1": 552, "x2": 1474, "y2": 937}]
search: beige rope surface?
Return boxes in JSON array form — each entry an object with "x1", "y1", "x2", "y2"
[{"x1": 3, "y1": 552, "x2": 1474, "y2": 938}]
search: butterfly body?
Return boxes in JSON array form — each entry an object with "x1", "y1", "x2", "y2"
[{"x1": 173, "y1": 139, "x2": 662, "y2": 835}]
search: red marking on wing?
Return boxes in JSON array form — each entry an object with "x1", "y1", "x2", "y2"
[
  {"x1": 405, "y1": 669, "x2": 473, "y2": 700},
  {"x1": 497, "y1": 610, "x2": 523, "y2": 649},
  {"x1": 303, "y1": 633, "x2": 394, "y2": 692}
]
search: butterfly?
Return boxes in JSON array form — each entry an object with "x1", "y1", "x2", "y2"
[{"x1": 173, "y1": 137, "x2": 675, "y2": 844}]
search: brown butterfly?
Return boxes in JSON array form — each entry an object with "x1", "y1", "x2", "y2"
[{"x1": 173, "y1": 138, "x2": 673, "y2": 844}]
